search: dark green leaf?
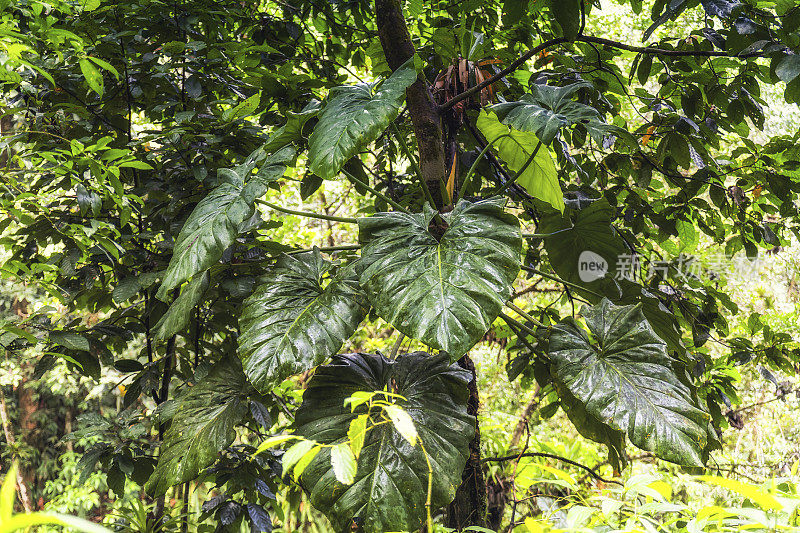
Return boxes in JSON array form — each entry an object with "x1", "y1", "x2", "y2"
[
  {"x1": 550, "y1": 0, "x2": 581, "y2": 40},
  {"x1": 157, "y1": 147, "x2": 294, "y2": 299},
  {"x1": 294, "y1": 352, "x2": 474, "y2": 533},
  {"x1": 548, "y1": 299, "x2": 715, "y2": 466},
  {"x1": 358, "y1": 198, "x2": 522, "y2": 359},
  {"x1": 776, "y1": 54, "x2": 800, "y2": 84},
  {"x1": 308, "y1": 60, "x2": 417, "y2": 179},
  {"x1": 239, "y1": 250, "x2": 368, "y2": 393},
  {"x1": 145, "y1": 357, "x2": 249, "y2": 495},
  {"x1": 503, "y1": 0, "x2": 526, "y2": 26},
  {"x1": 50, "y1": 331, "x2": 90, "y2": 352},
  {"x1": 538, "y1": 199, "x2": 627, "y2": 289},
  {"x1": 154, "y1": 271, "x2": 209, "y2": 341},
  {"x1": 490, "y1": 82, "x2": 599, "y2": 145}
]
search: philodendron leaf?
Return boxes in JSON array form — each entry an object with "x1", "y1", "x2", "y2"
[
  {"x1": 548, "y1": 298, "x2": 715, "y2": 466},
  {"x1": 157, "y1": 146, "x2": 294, "y2": 300},
  {"x1": 294, "y1": 352, "x2": 474, "y2": 533},
  {"x1": 476, "y1": 110, "x2": 563, "y2": 213},
  {"x1": 154, "y1": 271, "x2": 209, "y2": 341},
  {"x1": 308, "y1": 59, "x2": 417, "y2": 179},
  {"x1": 537, "y1": 199, "x2": 684, "y2": 352},
  {"x1": 358, "y1": 197, "x2": 522, "y2": 359},
  {"x1": 490, "y1": 82, "x2": 600, "y2": 145},
  {"x1": 146, "y1": 357, "x2": 249, "y2": 496},
  {"x1": 238, "y1": 250, "x2": 368, "y2": 393}
]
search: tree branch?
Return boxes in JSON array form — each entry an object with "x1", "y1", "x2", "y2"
[
  {"x1": 439, "y1": 34, "x2": 772, "y2": 112},
  {"x1": 482, "y1": 452, "x2": 621, "y2": 485}
]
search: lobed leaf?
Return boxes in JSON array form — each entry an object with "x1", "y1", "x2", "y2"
[
  {"x1": 238, "y1": 250, "x2": 368, "y2": 393},
  {"x1": 358, "y1": 197, "x2": 522, "y2": 359},
  {"x1": 548, "y1": 299, "x2": 717, "y2": 466},
  {"x1": 293, "y1": 352, "x2": 475, "y2": 533}
]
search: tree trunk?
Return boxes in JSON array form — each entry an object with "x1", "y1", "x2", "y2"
[
  {"x1": 375, "y1": 0, "x2": 447, "y2": 209},
  {"x1": 0, "y1": 390, "x2": 33, "y2": 512},
  {"x1": 446, "y1": 355, "x2": 488, "y2": 529},
  {"x1": 375, "y1": 2, "x2": 488, "y2": 529}
]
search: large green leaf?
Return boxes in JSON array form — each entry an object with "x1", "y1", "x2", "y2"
[
  {"x1": 238, "y1": 250, "x2": 368, "y2": 393},
  {"x1": 548, "y1": 298, "x2": 715, "y2": 466},
  {"x1": 490, "y1": 82, "x2": 633, "y2": 147},
  {"x1": 294, "y1": 352, "x2": 474, "y2": 533},
  {"x1": 358, "y1": 198, "x2": 522, "y2": 359},
  {"x1": 157, "y1": 146, "x2": 294, "y2": 300},
  {"x1": 538, "y1": 198, "x2": 627, "y2": 289},
  {"x1": 145, "y1": 357, "x2": 249, "y2": 495},
  {"x1": 476, "y1": 110, "x2": 563, "y2": 213},
  {"x1": 537, "y1": 199, "x2": 684, "y2": 351},
  {"x1": 490, "y1": 82, "x2": 599, "y2": 144},
  {"x1": 308, "y1": 60, "x2": 417, "y2": 179}
]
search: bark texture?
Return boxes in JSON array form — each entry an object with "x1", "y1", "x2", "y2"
[
  {"x1": 447, "y1": 355, "x2": 488, "y2": 529},
  {"x1": 375, "y1": 0, "x2": 447, "y2": 209}
]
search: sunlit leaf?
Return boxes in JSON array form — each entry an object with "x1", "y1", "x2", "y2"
[{"x1": 476, "y1": 111, "x2": 563, "y2": 213}]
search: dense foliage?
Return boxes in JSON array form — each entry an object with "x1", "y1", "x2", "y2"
[{"x1": 1, "y1": 0, "x2": 800, "y2": 531}]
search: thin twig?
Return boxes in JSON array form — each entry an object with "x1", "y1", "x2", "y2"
[
  {"x1": 482, "y1": 452, "x2": 621, "y2": 485},
  {"x1": 256, "y1": 199, "x2": 358, "y2": 224}
]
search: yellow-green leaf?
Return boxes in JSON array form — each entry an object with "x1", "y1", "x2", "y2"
[
  {"x1": 347, "y1": 414, "x2": 369, "y2": 458},
  {"x1": 382, "y1": 404, "x2": 417, "y2": 446},
  {"x1": 292, "y1": 445, "x2": 321, "y2": 480},
  {"x1": 330, "y1": 443, "x2": 357, "y2": 485},
  {"x1": 476, "y1": 110, "x2": 563, "y2": 213},
  {"x1": 79, "y1": 58, "x2": 103, "y2": 96},
  {"x1": 699, "y1": 476, "x2": 782, "y2": 511},
  {"x1": 255, "y1": 434, "x2": 299, "y2": 455}
]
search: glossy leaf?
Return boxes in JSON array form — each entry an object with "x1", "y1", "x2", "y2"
[
  {"x1": 476, "y1": 111, "x2": 563, "y2": 213},
  {"x1": 145, "y1": 357, "x2": 249, "y2": 495},
  {"x1": 308, "y1": 60, "x2": 417, "y2": 179},
  {"x1": 238, "y1": 251, "x2": 368, "y2": 393},
  {"x1": 490, "y1": 82, "x2": 600, "y2": 145},
  {"x1": 294, "y1": 352, "x2": 474, "y2": 533},
  {"x1": 537, "y1": 198, "x2": 627, "y2": 289},
  {"x1": 548, "y1": 299, "x2": 715, "y2": 466},
  {"x1": 538, "y1": 200, "x2": 684, "y2": 351},
  {"x1": 157, "y1": 146, "x2": 294, "y2": 300},
  {"x1": 358, "y1": 198, "x2": 522, "y2": 359}
]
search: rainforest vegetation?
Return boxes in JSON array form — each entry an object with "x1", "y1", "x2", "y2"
[{"x1": 1, "y1": 0, "x2": 800, "y2": 531}]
